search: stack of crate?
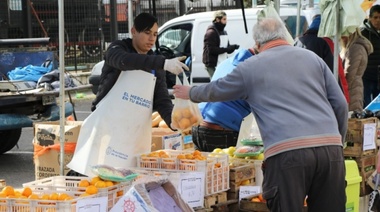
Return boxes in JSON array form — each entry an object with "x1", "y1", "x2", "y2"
[
  {"x1": 344, "y1": 117, "x2": 379, "y2": 196},
  {"x1": 227, "y1": 159, "x2": 256, "y2": 200}
]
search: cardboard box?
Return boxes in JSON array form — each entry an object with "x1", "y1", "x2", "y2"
[
  {"x1": 344, "y1": 118, "x2": 378, "y2": 157},
  {"x1": 355, "y1": 155, "x2": 377, "y2": 196},
  {"x1": 151, "y1": 128, "x2": 182, "y2": 151},
  {"x1": 135, "y1": 170, "x2": 205, "y2": 208},
  {"x1": 111, "y1": 178, "x2": 194, "y2": 212},
  {"x1": 183, "y1": 134, "x2": 195, "y2": 150},
  {"x1": 33, "y1": 121, "x2": 82, "y2": 180}
]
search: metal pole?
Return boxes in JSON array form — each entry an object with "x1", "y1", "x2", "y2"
[
  {"x1": 23, "y1": 0, "x2": 32, "y2": 38},
  {"x1": 110, "y1": 0, "x2": 118, "y2": 41},
  {"x1": 179, "y1": 0, "x2": 185, "y2": 16},
  {"x1": 333, "y1": 0, "x2": 340, "y2": 81},
  {"x1": 295, "y1": 0, "x2": 301, "y2": 38},
  {"x1": 206, "y1": 0, "x2": 211, "y2": 11},
  {"x1": 128, "y1": 0, "x2": 133, "y2": 38},
  {"x1": 58, "y1": 0, "x2": 66, "y2": 176}
]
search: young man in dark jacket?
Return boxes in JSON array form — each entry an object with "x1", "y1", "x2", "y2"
[
  {"x1": 202, "y1": 10, "x2": 239, "y2": 77},
  {"x1": 92, "y1": 13, "x2": 188, "y2": 126},
  {"x1": 361, "y1": 5, "x2": 380, "y2": 107}
]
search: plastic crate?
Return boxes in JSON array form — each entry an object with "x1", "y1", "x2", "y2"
[
  {"x1": 137, "y1": 150, "x2": 229, "y2": 196},
  {"x1": 22, "y1": 176, "x2": 132, "y2": 211},
  {"x1": 0, "y1": 189, "x2": 96, "y2": 212}
]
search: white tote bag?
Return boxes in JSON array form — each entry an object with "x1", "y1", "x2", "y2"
[{"x1": 68, "y1": 70, "x2": 156, "y2": 176}]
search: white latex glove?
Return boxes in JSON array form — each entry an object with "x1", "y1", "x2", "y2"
[{"x1": 163, "y1": 56, "x2": 189, "y2": 75}]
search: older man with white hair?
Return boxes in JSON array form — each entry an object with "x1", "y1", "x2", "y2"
[{"x1": 174, "y1": 17, "x2": 348, "y2": 212}]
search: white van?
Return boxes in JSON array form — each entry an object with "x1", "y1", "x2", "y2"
[{"x1": 157, "y1": 7, "x2": 318, "y2": 86}]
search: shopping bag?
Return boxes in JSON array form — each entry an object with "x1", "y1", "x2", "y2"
[
  {"x1": 236, "y1": 114, "x2": 262, "y2": 148},
  {"x1": 171, "y1": 74, "x2": 202, "y2": 132},
  {"x1": 258, "y1": 1, "x2": 294, "y2": 45},
  {"x1": 67, "y1": 70, "x2": 156, "y2": 176}
]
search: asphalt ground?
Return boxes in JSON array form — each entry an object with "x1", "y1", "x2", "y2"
[{"x1": 0, "y1": 89, "x2": 95, "y2": 189}]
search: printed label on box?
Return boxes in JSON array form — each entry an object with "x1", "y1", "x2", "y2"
[
  {"x1": 168, "y1": 171, "x2": 205, "y2": 208},
  {"x1": 163, "y1": 133, "x2": 182, "y2": 150},
  {"x1": 110, "y1": 187, "x2": 151, "y2": 212},
  {"x1": 77, "y1": 196, "x2": 107, "y2": 212},
  {"x1": 183, "y1": 135, "x2": 193, "y2": 144},
  {"x1": 363, "y1": 123, "x2": 376, "y2": 151},
  {"x1": 239, "y1": 186, "x2": 261, "y2": 200}
]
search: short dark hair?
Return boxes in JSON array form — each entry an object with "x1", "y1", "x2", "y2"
[
  {"x1": 370, "y1": 5, "x2": 380, "y2": 17},
  {"x1": 133, "y1": 13, "x2": 158, "y2": 32}
]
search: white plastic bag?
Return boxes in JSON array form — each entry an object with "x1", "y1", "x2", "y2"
[
  {"x1": 68, "y1": 70, "x2": 156, "y2": 176},
  {"x1": 171, "y1": 74, "x2": 202, "y2": 132}
]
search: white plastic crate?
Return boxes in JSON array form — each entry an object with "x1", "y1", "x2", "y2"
[
  {"x1": 0, "y1": 189, "x2": 95, "y2": 212},
  {"x1": 137, "y1": 150, "x2": 229, "y2": 196},
  {"x1": 22, "y1": 176, "x2": 132, "y2": 211}
]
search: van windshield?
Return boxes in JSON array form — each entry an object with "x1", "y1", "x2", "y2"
[{"x1": 158, "y1": 24, "x2": 192, "y2": 50}]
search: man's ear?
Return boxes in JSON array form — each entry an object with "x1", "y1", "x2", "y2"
[{"x1": 131, "y1": 27, "x2": 136, "y2": 36}]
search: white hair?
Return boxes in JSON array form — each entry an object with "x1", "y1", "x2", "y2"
[{"x1": 252, "y1": 18, "x2": 288, "y2": 46}]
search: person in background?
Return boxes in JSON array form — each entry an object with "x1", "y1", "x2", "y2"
[
  {"x1": 202, "y1": 10, "x2": 239, "y2": 78},
  {"x1": 91, "y1": 12, "x2": 188, "y2": 127},
  {"x1": 341, "y1": 28, "x2": 373, "y2": 111},
  {"x1": 193, "y1": 48, "x2": 254, "y2": 152},
  {"x1": 361, "y1": 4, "x2": 380, "y2": 107},
  {"x1": 174, "y1": 18, "x2": 348, "y2": 212},
  {"x1": 294, "y1": 14, "x2": 350, "y2": 103},
  {"x1": 294, "y1": 15, "x2": 333, "y2": 70}
]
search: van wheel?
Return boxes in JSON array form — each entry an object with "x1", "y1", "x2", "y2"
[{"x1": 0, "y1": 129, "x2": 21, "y2": 154}]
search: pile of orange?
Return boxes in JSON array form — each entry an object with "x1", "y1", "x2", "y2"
[
  {"x1": 251, "y1": 194, "x2": 266, "y2": 203},
  {"x1": 0, "y1": 185, "x2": 74, "y2": 201},
  {"x1": 176, "y1": 150, "x2": 206, "y2": 161},
  {"x1": 143, "y1": 150, "x2": 207, "y2": 161},
  {"x1": 171, "y1": 107, "x2": 199, "y2": 130},
  {"x1": 77, "y1": 176, "x2": 124, "y2": 197},
  {"x1": 251, "y1": 194, "x2": 307, "y2": 207},
  {"x1": 145, "y1": 150, "x2": 170, "y2": 158}
]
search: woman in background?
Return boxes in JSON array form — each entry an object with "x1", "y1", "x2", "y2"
[{"x1": 341, "y1": 28, "x2": 373, "y2": 111}]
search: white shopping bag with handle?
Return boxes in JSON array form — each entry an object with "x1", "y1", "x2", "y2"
[{"x1": 68, "y1": 70, "x2": 156, "y2": 176}]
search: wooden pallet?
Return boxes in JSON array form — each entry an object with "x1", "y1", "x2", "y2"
[
  {"x1": 194, "y1": 192, "x2": 231, "y2": 211},
  {"x1": 204, "y1": 192, "x2": 228, "y2": 209}
]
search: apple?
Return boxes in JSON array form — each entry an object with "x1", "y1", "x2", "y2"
[{"x1": 212, "y1": 148, "x2": 223, "y2": 153}]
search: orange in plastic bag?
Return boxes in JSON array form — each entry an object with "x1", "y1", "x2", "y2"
[{"x1": 171, "y1": 74, "x2": 202, "y2": 131}]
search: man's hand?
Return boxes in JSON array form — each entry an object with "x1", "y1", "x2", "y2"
[
  {"x1": 173, "y1": 84, "x2": 191, "y2": 100},
  {"x1": 226, "y1": 45, "x2": 239, "y2": 54},
  {"x1": 164, "y1": 56, "x2": 189, "y2": 75}
]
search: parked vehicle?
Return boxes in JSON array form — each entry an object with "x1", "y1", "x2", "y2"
[
  {"x1": 157, "y1": 6, "x2": 318, "y2": 86},
  {"x1": 89, "y1": 7, "x2": 319, "y2": 93},
  {"x1": 0, "y1": 38, "x2": 91, "y2": 154}
]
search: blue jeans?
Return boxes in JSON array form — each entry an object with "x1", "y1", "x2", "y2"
[{"x1": 363, "y1": 78, "x2": 380, "y2": 107}]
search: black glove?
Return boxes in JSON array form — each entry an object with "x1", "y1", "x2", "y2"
[
  {"x1": 226, "y1": 45, "x2": 236, "y2": 54},
  {"x1": 233, "y1": 44, "x2": 240, "y2": 49}
]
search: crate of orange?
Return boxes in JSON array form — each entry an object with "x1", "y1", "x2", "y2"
[
  {"x1": 137, "y1": 149, "x2": 229, "y2": 196},
  {"x1": 0, "y1": 184, "x2": 99, "y2": 212},
  {"x1": 22, "y1": 175, "x2": 132, "y2": 211},
  {"x1": 240, "y1": 193, "x2": 308, "y2": 212}
]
